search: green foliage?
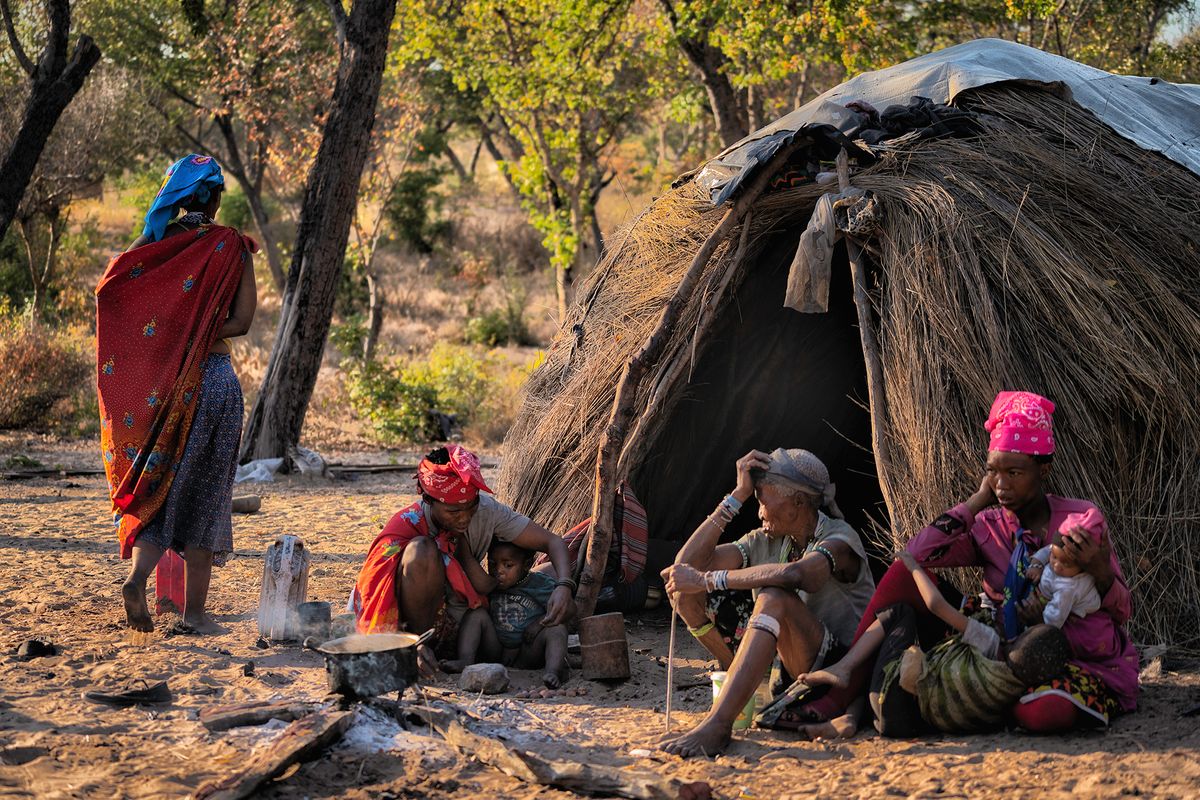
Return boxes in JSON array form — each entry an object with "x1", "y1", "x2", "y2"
[
  {"x1": 399, "y1": 342, "x2": 491, "y2": 423},
  {"x1": 464, "y1": 281, "x2": 534, "y2": 347},
  {"x1": 3, "y1": 453, "x2": 43, "y2": 469},
  {"x1": 335, "y1": 249, "x2": 371, "y2": 319},
  {"x1": 0, "y1": 230, "x2": 27, "y2": 310},
  {"x1": 384, "y1": 167, "x2": 451, "y2": 254},
  {"x1": 218, "y1": 183, "x2": 267, "y2": 232},
  {"x1": 396, "y1": 0, "x2": 654, "y2": 303},
  {"x1": 0, "y1": 303, "x2": 92, "y2": 431},
  {"x1": 329, "y1": 314, "x2": 370, "y2": 361},
  {"x1": 0, "y1": 218, "x2": 106, "y2": 325},
  {"x1": 342, "y1": 342, "x2": 541, "y2": 445},
  {"x1": 344, "y1": 359, "x2": 442, "y2": 443}
]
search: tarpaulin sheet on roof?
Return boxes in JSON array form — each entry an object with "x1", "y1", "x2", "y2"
[{"x1": 697, "y1": 38, "x2": 1200, "y2": 205}]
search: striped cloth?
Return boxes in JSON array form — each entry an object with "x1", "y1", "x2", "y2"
[
  {"x1": 916, "y1": 636, "x2": 1026, "y2": 732},
  {"x1": 535, "y1": 483, "x2": 648, "y2": 584}
]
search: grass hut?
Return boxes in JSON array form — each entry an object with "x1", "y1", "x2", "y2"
[{"x1": 498, "y1": 39, "x2": 1200, "y2": 649}]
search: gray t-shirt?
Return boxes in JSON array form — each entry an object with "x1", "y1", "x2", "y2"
[
  {"x1": 421, "y1": 494, "x2": 531, "y2": 562},
  {"x1": 732, "y1": 513, "x2": 875, "y2": 645}
]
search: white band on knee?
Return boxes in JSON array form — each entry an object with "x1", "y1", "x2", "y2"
[{"x1": 747, "y1": 613, "x2": 781, "y2": 639}]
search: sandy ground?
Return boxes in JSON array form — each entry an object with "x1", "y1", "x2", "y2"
[{"x1": 1, "y1": 438, "x2": 1199, "y2": 800}]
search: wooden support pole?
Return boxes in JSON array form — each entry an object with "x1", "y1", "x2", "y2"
[
  {"x1": 575, "y1": 138, "x2": 810, "y2": 619},
  {"x1": 837, "y1": 149, "x2": 896, "y2": 529}
]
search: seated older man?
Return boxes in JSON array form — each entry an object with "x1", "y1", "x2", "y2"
[{"x1": 659, "y1": 448, "x2": 875, "y2": 757}]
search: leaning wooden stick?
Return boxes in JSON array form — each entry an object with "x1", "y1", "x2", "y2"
[
  {"x1": 575, "y1": 135, "x2": 813, "y2": 619},
  {"x1": 665, "y1": 606, "x2": 678, "y2": 733}
]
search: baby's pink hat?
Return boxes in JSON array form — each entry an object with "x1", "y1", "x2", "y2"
[{"x1": 1058, "y1": 507, "x2": 1106, "y2": 541}]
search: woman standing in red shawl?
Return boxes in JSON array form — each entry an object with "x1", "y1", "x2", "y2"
[
  {"x1": 352, "y1": 445, "x2": 576, "y2": 668},
  {"x1": 96, "y1": 154, "x2": 257, "y2": 634}
]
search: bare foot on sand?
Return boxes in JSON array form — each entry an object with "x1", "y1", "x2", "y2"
[
  {"x1": 122, "y1": 581, "x2": 154, "y2": 632},
  {"x1": 660, "y1": 718, "x2": 732, "y2": 759},
  {"x1": 798, "y1": 713, "x2": 858, "y2": 740},
  {"x1": 177, "y1": 613, "x2": 226, "y2": 636},
  {"x1": 543, "y1": 662, "x2": 569, "y2": 689},
  {"x1": 800, "y1": 662, "x2": 852, "y2": 689}
]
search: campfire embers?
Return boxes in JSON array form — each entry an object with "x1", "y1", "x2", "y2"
[{"x1": 192, "y1": 691, "x2": 710, "y2": 800}]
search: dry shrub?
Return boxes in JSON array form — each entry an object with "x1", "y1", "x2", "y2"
[
  {"x1": 0, "y1": 318, "x2": 92, "y2": 430},
  {"x1": 499, "y1": 85, "x2": 1200, "y2": 650}
]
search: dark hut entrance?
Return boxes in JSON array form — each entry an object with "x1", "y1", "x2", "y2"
[{"x1": 631, "y1": 233, "x2": 886, "y2": 556}]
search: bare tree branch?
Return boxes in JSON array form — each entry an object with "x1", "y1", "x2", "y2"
[
  {"x1": 324, "y1": 0, "x2": 347, "y2": 49},
  {"x1": 0, "y1": 0, "x2": 34, "y2": 76}
]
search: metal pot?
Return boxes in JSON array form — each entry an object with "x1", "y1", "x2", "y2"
[{"x1": 305, "y1": 631, "x2": 428, "y2": 699}]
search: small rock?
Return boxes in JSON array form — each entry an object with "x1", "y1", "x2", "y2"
[
  {"x1": 253, "y1": 637, "x2": 270, "y2": 649},
  {"x1": 241, "y1": 662, "x2": 255, "y2": 677},
  {"x1": 460, "y1": 663, "x2": 510, "y2": 694},
  {"x1": 16, "y1": 639, "x2": 57, "y2": 661}
]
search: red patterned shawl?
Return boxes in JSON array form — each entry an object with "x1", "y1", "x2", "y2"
[
  {"x1": 95, "y1": 224, "x2": 254, "y2": 558},
  {"x1": 352, "y1": 502, "x2": 485, "y2": 634}
]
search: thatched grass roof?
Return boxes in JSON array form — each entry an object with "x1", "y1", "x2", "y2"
[{"x1": 498, "y1": 84, "x2": 1200, "y2": 650}]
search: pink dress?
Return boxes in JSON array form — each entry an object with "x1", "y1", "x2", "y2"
[{"x1": 906, "y1": 495, "x2": 1138, "y2": 712}]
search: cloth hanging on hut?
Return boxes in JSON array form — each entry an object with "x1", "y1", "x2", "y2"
[{"x1": 784, "y1": 188, "x2": 879, "y2": 313}]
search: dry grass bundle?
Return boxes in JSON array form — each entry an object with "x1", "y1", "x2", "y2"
[{"x1": 500, "y1": 84, "x2": 1200, "y2": 649}]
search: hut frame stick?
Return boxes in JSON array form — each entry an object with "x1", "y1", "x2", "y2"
[
  {"x1": 615, "y1": 211, "x2": 755, "y2": 477},
  {"x1": 575, "y1": 137, "x2": 812, "y2": 618},
  {"x1": 665, "y1": 606, "x2": 677, "y2": 732},
  {"x1": 836, "y1": 149, "x2": 896, "y2": 528}
]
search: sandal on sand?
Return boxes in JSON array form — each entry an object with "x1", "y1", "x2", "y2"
[
  {"x1": 754, "y1": 679, "x2": 831, "y2": 730},
  {"x1": 83, "y1": 679, "x2": 172, "y2": 707}
]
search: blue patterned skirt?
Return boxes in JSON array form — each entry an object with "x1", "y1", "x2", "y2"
[{"x1": 139, "y1": 353, "x2": 242, "y2": 565}]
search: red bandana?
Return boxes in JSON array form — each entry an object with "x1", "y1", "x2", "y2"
[{"x1": 417, "y1": 445, "x2": 492, "y2": 503}]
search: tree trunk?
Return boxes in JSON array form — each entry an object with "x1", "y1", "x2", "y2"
[
  {"x1": 363, "y1": 266, "x2": 384, "y2": 361},
  {"x1": 0, "y1": 0, "x2": 101, "y2": 243},
  {"x1": 213, "y1": 114, "x2": 287, "y2": 291},
  {"x1": 657, "y1": 1, "x2": 747, "y2": 148},
  {"x1": 554, "y1": 262, "x2": 569, "y2": 323},
  {"x1": 16, "y1": 208, "x2": 62, "y2": 324},
  {"x1": 243, "y1": 184, "x2": 286, "y2": 290},
  {"x1": 239, "y1": 0, "x2": 398, "y2": 462}
]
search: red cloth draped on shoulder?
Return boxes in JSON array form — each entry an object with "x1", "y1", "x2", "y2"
[
  {"x1": 352, "y1": 501, "x2": 485, "y2": 634},
  {"x1": 95, "y1": 224, "x2": 256, "y2": 558}
]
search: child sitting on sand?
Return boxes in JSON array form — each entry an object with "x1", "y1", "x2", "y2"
[
  {"x1": 1025, "y1": 509, "x2": 1103, "y2": 628},
  {"x1": 443, "y1": 540, "x2": 569, "y2": 688},
  {"x1": 801, "y1": 550, "x2": 1070, "y2": 734}
]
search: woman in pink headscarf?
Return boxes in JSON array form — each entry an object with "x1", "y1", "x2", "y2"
[
  {"x1": 352, "y1": 445, "x2": 575, "y2": 669},
  {"x1": 803, "y1": 391, "x2": 1136, "y2": 734}
]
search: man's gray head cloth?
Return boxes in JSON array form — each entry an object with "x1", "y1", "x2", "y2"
[{"x1": 762, "y1": 447, "x2": 844, "y2": 519}]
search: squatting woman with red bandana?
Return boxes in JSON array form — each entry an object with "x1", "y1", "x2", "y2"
[{"x1": 351, "y1": 445, "x2": 575, "y2": 669}]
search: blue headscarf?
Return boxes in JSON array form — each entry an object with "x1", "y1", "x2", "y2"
[{"x1": 141, "y1": 154, "x2": 225, "y2": 243}]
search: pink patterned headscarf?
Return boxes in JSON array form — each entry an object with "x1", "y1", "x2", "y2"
[
  {"x1": 984, "y1": 391, "x2": 1056, "y2": 456},
  {"x1": 1058, "y1": 507, "x2": 1105, "y2": 542},
  {"x1": 417, "y1": 445, "x2": 492, "y2": 504}
]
